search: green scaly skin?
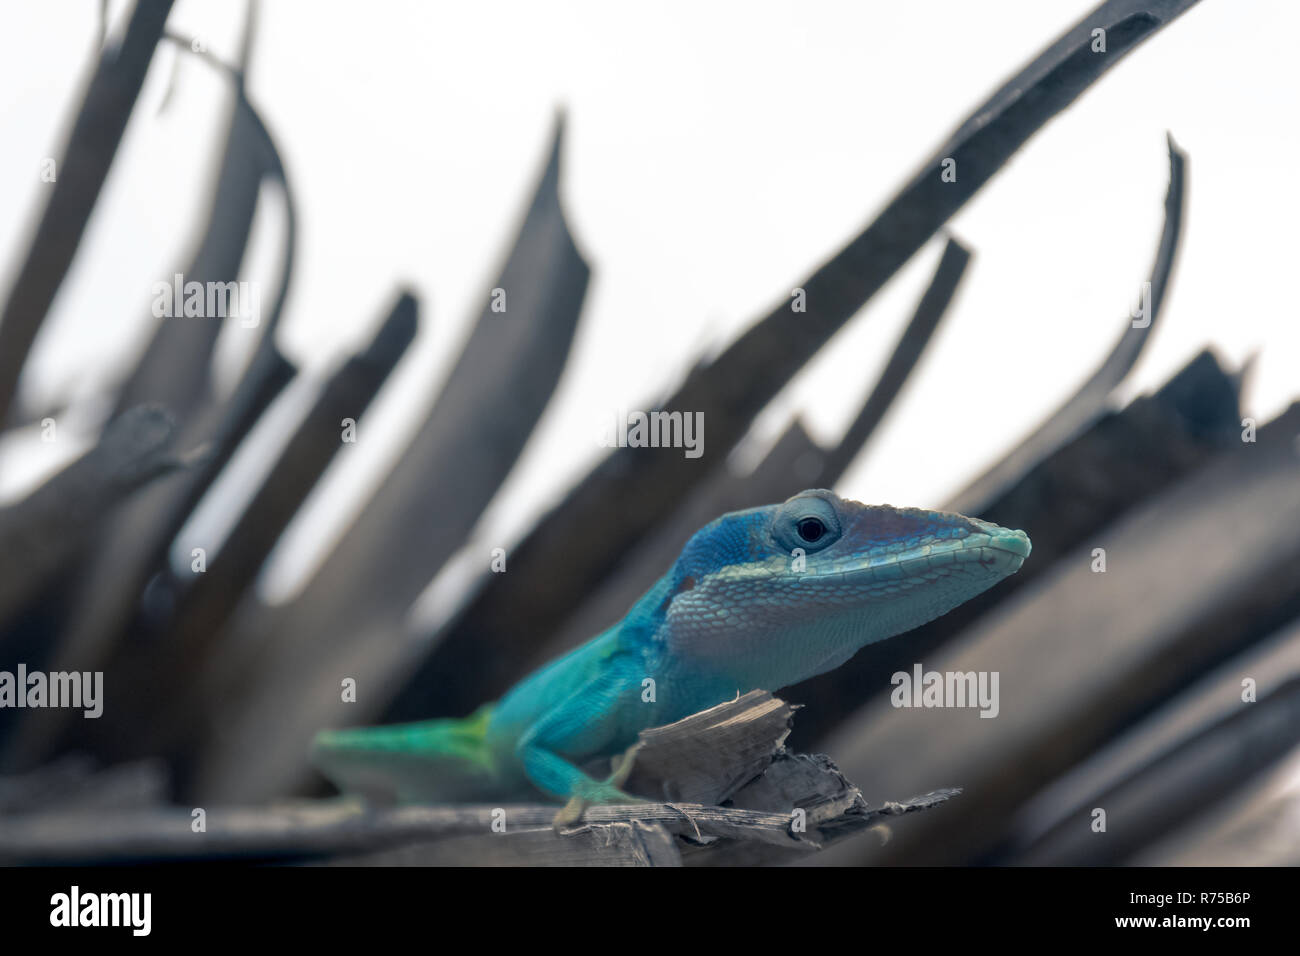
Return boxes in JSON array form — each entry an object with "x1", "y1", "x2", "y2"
[{"x1": 311, "y1": 489, "x2": 1030, "y2": 825}]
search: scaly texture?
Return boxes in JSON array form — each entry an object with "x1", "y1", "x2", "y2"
[{"x1": 311, "y1": 489, "x2": 1029, "y2": 816}]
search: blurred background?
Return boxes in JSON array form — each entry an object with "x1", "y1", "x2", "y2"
[{"x1": 0, "y1": 0, "x2": 1296, "y2": 865}]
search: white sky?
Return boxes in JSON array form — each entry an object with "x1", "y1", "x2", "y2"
[{"x1": 1, "y1": 0, "x2": 1296, "y2": 607}]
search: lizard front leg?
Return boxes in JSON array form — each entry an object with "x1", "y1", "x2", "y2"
[
  {"x1": 518, "y1": 743, "x2": 643, "y2": 828},
  {"x1": 514, "y1": 663, "x2": 646, "y2": 829}
]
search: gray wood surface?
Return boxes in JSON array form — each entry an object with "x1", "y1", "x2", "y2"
[
  {"x1": 1005, "y1": 616, "x2": 1300, "y2": 864},
  {"x1": 0, "y1": 691, "x2": 955, "y2": 866}
]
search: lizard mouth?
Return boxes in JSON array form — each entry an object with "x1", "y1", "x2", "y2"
[{"x1": 829, "y1": 526, "x2": 1031, "y2": 590}]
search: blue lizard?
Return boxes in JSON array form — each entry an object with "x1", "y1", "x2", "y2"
[{"x1": 311, "y1": 489, "x2": 1030, "y2": 823}]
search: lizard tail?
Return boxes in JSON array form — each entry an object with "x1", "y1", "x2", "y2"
[{"x1": 310, "y1": 704, "x2": 505, "y2": 803}]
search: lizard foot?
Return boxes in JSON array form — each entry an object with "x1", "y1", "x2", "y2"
[
  {"x1": 553, "y1": 796, "x2": 589, "y2": 830},
  {"x1": 551, "y1": 746, "x2": 646, "y2": 831},
  {"x1": 551, "y1": 786, "x2": 641, "y2": 831}
]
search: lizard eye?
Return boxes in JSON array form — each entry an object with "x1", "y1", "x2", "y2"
[
  {"x1": 797, "y1": 518, "x2": 826, "y2": 543},
  {"x1": 772, "y1": 491, "x2": 843, "y2": 554}
]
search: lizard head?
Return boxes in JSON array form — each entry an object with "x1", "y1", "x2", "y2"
[{"x1": 660, "y1": 489, "x2": 1030, "y2": 690}]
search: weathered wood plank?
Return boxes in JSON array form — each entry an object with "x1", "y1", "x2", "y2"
[{"x1": 0, "y1": 692, "x2": 954, "y2": 865}]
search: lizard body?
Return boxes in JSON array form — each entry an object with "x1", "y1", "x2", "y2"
[{"x1": 311, "y1": 489, "x2": 1029, "y2": 816}]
